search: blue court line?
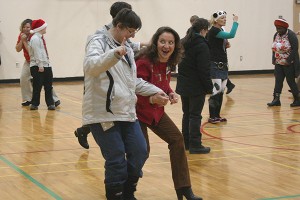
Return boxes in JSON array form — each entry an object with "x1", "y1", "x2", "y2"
[
  {"x1": 0, "y1": 155, "x2": 63, "y2": 200},
  {"x1": 258, "y1": 194, "x2": 300, "y2": 200}
]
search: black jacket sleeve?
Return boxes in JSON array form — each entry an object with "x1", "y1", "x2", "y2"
[{"x1": 195, "y1": 42, "x2": 213, "y2": 94}]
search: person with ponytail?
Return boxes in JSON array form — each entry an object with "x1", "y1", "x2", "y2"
[
  {"x1": 176, "y1": 18, "x2": 213, "y2": 154},
  {"x1": 207, "y1": 11, "x2": 239, "y2": 123}
]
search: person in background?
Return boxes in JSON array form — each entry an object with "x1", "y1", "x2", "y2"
[
  {"x1": 16, "y1": 19, "x2": 60, "y2": 107},
  {"x1": 74, "y1": 1, "x2": 145, "y2": 149},
  {"x1": 28, "y1": 19, "x2": 56, "y2": 110},
  {"x1": 267, "y1": 18, "x2": 300, "y2": 107},
  {"x1": 176, "y1": 18, "x2": 213, "y2": 154},
  {"x1": 190, "y1": 15, "x2": 235, "y2": 95},
  {"x1": 189, "y1": 15, "x2": 199, "y2": 25},
  {"x1": 136, "y1": 26, "x2": 202, "y2": 200},
  {"x1": 82, "y1": 8, "x2": 167, "y2": 199},
  {"x1": 288, "y1": 30, "x2": 300, "y2": 93},
  {"x1": 207, "y1": 11, "x2": 239, "y2": 123}
]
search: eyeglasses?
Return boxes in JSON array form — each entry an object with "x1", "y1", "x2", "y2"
[
  {"x1": 126, "y1": 27, "x2": 139, "y2": 35},
  {"x1": 213, "y1": 11, "x2": 227, "y2": 19}
]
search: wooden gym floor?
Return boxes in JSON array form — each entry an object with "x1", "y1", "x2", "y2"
[{"x1": 0, "y1": 74, "x2": 300, "y2": 200}]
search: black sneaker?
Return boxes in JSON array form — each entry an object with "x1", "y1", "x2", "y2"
[
  {"x1": 226, "y1": 83, "x2": 235, "y2": 94},
  {"x1": 55, "y1": 100, "x2": 61, "y2": 107},
  {"x1": 30, "y1": 105, "x2": 38, "y2": 110},
  {"x1": 21, "y1": 101, "x2": 31, "y2": 106},
  {"x1": 48, "y1": 105, "x2": 56, "y2": 110},
  {"x1": 74, "y1": 128, "x2": 89, "y2": 149},
  {"x1": 189, "y1": 145, "x2": 211, "y2": 154},
  {"x1": 290, "y1": 100, "x2": 300, "y2": 107}
]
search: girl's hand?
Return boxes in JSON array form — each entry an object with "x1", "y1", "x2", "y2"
[
  {"x1": 169, "y1": 92, "x2": 179, "y2": 105},
  {"x1": 233, "y1": 14, "x2": 238, "y2": 22},
  {"x1": 38, "y1": 67, "x2": 44, "y2": 72}
]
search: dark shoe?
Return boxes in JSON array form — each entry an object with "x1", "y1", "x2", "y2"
[
  {"x1": 267, "y1": 100, "x2": 281, "y2": 106},
  {"x1": 216, "y1": 117, "x2": 227, "y2": 122},
  {"x1": 189, "y1": 145, "x2": 211, "y2": 154},
  {"x1": 21, "y1": 101, "x2": 31, "y2": 106},
  {"x1": 124, "y1": 176, "x2": 139, "y2": 200},
  {"x1": 267, "y1": 93, "x2": 281, "y2": 107},
  {"x1": 226, "y1": 83, "x2": 235, "y2": 94},
  {"x1": 55, "y1": 100, "x2": 61, "y2": 107},
  {"x1": 74, "y1": 128, "x2": 89, "y2": 149},
  {"x1": 290, "y1": 100, "x2": 300, "y2": 107},
  {"x1": 30, "y1": 105, "x2": 38, "y2": 110},
  {"x1": 106, "y1": 184, "x2": 123, "y2": 200},
  {"x1": 176, "y1": 187, "x2": 202, "y2": 200},
  {"x1": 48, "y1": 105, "x2": 56, "y2": 110},
  {"x1": 208, "y1": 117, "x2": 220, "y2": 124}
]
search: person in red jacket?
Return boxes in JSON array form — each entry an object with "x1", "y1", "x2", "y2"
[{"x1": 135, "y1": 27, "x2": 202, "y2": 200}]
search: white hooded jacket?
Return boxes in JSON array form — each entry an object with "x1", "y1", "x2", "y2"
[{"x1": 82, "y1": 27, "x2": 162, "y2": 125}]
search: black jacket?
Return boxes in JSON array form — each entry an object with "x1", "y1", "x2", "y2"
[
  {"x1": 272, "y1": 29, "x2": 300, "y2": 77},
  {"x1": 176, "y1": 34, "x2": 213, "y2": 96}
]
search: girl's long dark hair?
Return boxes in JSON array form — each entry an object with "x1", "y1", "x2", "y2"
[{"x1": 136, "y1": 26, "x2": 183, "y2": 71}]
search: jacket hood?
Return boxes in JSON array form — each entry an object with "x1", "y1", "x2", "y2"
[{"x1": 183, "y1": 34, "x2": 206, "y2": 49}]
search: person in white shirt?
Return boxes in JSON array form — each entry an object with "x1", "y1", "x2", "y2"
[
  {"x1": 16, "y1": 19, "x2": 61, "y2": 107},
  {"x1": 28, "y1": 19, "x2": 55, "y2": 110}
]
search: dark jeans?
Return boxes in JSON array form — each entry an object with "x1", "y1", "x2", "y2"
[
  {"x1": 30, "y1": 66, "x2": 54, "y2": 106},
  {"x1": 181, "y1": 94, "x2": 206, "y2": 148},
  {"x1": 274, "y1": 64, "x2": 298, "y2": 95},
  {"x1": 89, "y1": 121, "x2": 148, "y2": 187},
  {"x1": 139, "y1": 113, "x2": 191, "y2": 189}
]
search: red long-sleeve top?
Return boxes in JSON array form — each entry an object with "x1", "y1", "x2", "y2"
[
  {"x1": 136, "y1": 57, "x2": 173, "y2": 125},
  {"x1": 17, "y1": 33, "x2": 30, "y2": 62}
]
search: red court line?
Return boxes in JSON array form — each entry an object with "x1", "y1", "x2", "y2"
[
  {"x1": 287, "y1": 124, "x2": 300, "y2": 133},
  {"x1": 201, "y1": 122, "x2": 300, "y2": 151}
]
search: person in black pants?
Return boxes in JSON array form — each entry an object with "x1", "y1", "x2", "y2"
[
  {"x1": 176, "y1": 18, "x2": 213, "y2": 154},
  {"x1": 28, "y1": 19, "x2": 55, "y2": 110},
  {"x1": 267, "y1": 18, "x2": 300, "y2": 107}
]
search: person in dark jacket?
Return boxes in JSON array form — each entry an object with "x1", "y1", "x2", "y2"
[
  {"x1": 176, "y1": 18, "x2": 213, "y2": 154},
  {"x1": 267, "y1": 18, "x2": 300, "y2": 107}
]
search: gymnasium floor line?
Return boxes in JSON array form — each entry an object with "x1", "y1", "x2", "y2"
[
  {"x1": 258, "y1": 194, "x2": 300, "y2": 200},
  {"x1": 1, "y1": 147, "x2": 300, "y2": 179},
  {"x1": 201, "y1": 123, "x2": 300, "y2": 151},
  {"x1": 0, "y1": 155, "x2": 63, "y2": 200}
]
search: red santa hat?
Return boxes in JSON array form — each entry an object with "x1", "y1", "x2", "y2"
[
  {"x1": 274, "y1": 18, "x2": 289, "y2": 29},
  {"x1": 30, "y1": 19, "x2": 47, "y2": 34}
]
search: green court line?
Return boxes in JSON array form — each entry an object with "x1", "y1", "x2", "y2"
[
  {"x1": 0, "y1": 155, "x2": 63, "y2": 200},
  {"x1": 258, "y1": 194, "x2": 300, "y2": 200}
]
